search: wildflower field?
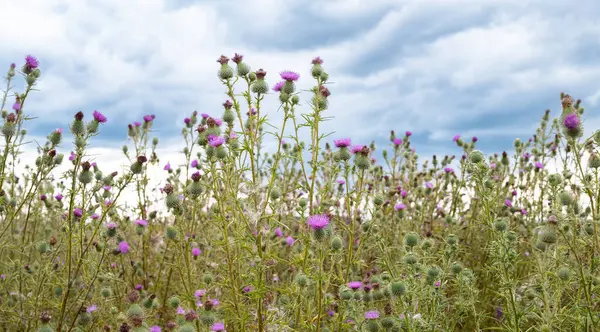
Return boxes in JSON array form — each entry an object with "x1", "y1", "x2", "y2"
[{"x1": 0, "y1": 54, "x2": 599, "y2": 332}]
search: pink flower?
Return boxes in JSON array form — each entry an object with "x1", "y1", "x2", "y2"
[
  {"x1": 364, "y1": 311, "x2": 379, "y2": 319},
  {"x1": 135, "y1": 219, "x2": 148, "y2": 227},
  {"x1": 280, "y1": 71, "x2": 300, "y2": 81},
  {"x1": 285, "y1": 236, "x2": 295, "y2": 246},
  {"x1": 191, "y1": 247, "x2": 201, "y2": 257},
  {"x1": 348, "y1": 281, "x2": 362, "y2": 290},
  {"x1": 307, "y1": 214, "x2": 330, "y2": 230},
  {"x1": 118, "y1": 241, "x2": 129, "y2": 253},
  {"x1": 334, "y1": 138, "x2": 351, "y2": 148}
]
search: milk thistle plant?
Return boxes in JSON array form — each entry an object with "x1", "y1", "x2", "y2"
[{"x1": 0, "y1": 54, "x2": 599, "y2": 332}]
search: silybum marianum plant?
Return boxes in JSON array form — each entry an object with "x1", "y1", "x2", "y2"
[{"x1": 0, "y1": 54, "x2": 599, "y2": 332}]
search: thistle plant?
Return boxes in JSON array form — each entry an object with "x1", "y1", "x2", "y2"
[{"x1": 0, "y1": 55, "x2": 599, "y2": 332}]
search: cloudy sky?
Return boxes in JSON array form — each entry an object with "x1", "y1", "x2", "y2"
[{"x1": 1, "y1": 0, "x2": 600, "y2": 181}]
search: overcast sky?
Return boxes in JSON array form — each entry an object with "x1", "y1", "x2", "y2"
[{"x1": 1, "y1": 0, "x2": 599, "y2": 186}]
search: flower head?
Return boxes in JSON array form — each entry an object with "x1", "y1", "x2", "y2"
[
  {"x1": 211, "y1": 322, "x2": 225, "y2": 331},
  {"x1": 93, "y1": 110, "x2": 107, "y2": 123},
  {"x1": 393, "y1": 138, "x2": 402, "y2": 146},
  {"x1": 563, "y1": 113, "x2": 580, "y2": 129},
  {"x1": 208, "y1": 135, "x2": 225, "y2": 147},
  {"x1": 394, "y1": 203, "x2": 406, "y2": 211},
  {"x1": 348, "y1": 281, "x2": 362, "y2": 290},
  {"x1": 350, "y1": 145, "x2": 365, "y2": 154},
  {"x1": 334, "y1": 138, "x2": 351, "y2": 148},
  {"x1": 86, "y1": 304, "x2": 98, "y2": 313},
  {"x1": 164, "y1": 162, "x2": 171, "y2": 171},
  {"x1": 191, "y1": 247, "x2": 201, "y2": 257},
  {"x1": 118, "y1": 241, "x2": 130, "y2": 253},
  {"x1": 453, "y1": 134, "x2": 461, "y2": 142},
  {"x1": 285, "y1": 236, "x2": 295, "y2": 246},
  {"x1": 535, "y1": 161, "x2": 544, "y2": 169},
  {"x1": 25, "y1": 55, "x2": 39, "y2": 69},
  {"x1": 364, "y1": 311, "x2": 379, "y2": 320},
  {"x1": 307, "y1": 214, "x2": 330, "y2": 230},
  {"x1": 143, "y1": 114, "x2": 155, "y2": 123},
  {"x1": 272, "y1": 81, "x2": 285, "y2": 92},
  {"x1": 280, "y1": 71, "x2": 300, "y2": 81},
  {"x1": 135, "y1": 219, "x2": 148, "y2": 227}
]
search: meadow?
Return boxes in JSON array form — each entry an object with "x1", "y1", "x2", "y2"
[{"x1": 0, "y1": 54, "x2": 599, "y2": 331}]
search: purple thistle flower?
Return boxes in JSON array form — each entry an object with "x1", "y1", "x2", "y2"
[
  {"x1": 55, "y1": 193, "x2": 63, "y2": 201},
  {"x1": 177, "y1": 306, "x2": 185, "y2": 315},
  {"x1": 191, "y1": 159, "x2": 199, "y2": 168},
  {"x1": 425, "y1": 182, "x2": 434, "y2": 189},
  {"x1": 195, "y1": 289, "x2": 206, "y2": 298},
  {"x1": 472, "y1": 136, "x2": 478, "y2": 142},
  {"x1": 135, "y1": 219, "x2": 148, "y2": 227},
  {"x1": 334, "y1": 138, "x2": 351, "y2": 148},
  {"x1": 93, "y1": 110, "x2": 107, "y2": 123},
  {"x1": 274, "y1": 227, "x2": 283, "y2": 237},
  {"x1": 164, "y1": 162, "x2": 171, "y2": 171},
  {"x1": 12, "y1": 102, "x2": 21, "y2": 111},
  {"x1": 214, "y1": 118, "x2": 223, "y2": 126},
  {"x1": 208, "y1": 135, "x2": 225, "y2": 147},
  {"x1": 243, "y1": 286, "x2": 252, "y2": 293},
  {"x1": 348, "y1": 281, "x2": 362, "y2": 290},
  {"x1": 337, "y1": 179, "x2": 345, "y2": 185},
  {"x1": 135, "y1": 284, "x2": 143, "y2": 291},
  {"x1": 490, "y1": 163, "x2": 496, "y2": 169},
  {"x1": 405, "y1": 131, "x2": 412, "y2": 137},
  {"x1": 211, "y1": 322, "x2": 225, "y2": 331},
  {"x1": 143, "y1": 114, "x2": 155, "y2": 122},
  {"x1": 91, "y1": 213, "x2": 99, "y2": 220},
  {"x1": 103, "y1": 185, "x2": 111, "y2": 191},
  {"x1": 191, "y1": 247, "x2": 201, "y2": 257},
  {"x1": 25, "y1": 55, "x2": 39, "y2": 69},
  {"x1": 400, "y1": 190, "x2": 407, "y2": 198},
  {"x1": 495, "y1": 307, "x2": 503, "y2": 320},
  {"x1": 285, "y1": 236, "x2": 295, "y2": 246},
  {"x1": 184, "y1": 117, "x2": 191, "y2": 124},
  {"x1": 118, "y1": 241, "x2": 130, "y2": 253},
  {"x1": 133, "y1": 121, "x2": 142, "y2": 127},
  {"x1": 365, "y1": 311, "x2": 379, "y2": 319},
  {"x1": 272, "y1": 81, "x2": 285, "y2": 92},
  {"x1": 69, "y1": 152, "x2": 76, "y2": 161},
  {"x1": 434, "y1": 280, "x2": 441, "y2": 287},
  {"x1": 74, "y1": 208, "x2": 83, "y2": 218},
  {"x1": 393, "y1": 138, "x2": 402, "y2": 146},
  {"x1": 280, "y1": 70, "x2": 300, "y2": 81},
  {"x1": 505, "y1": 199, "x2": 512, "y2": 208},
  {"x1": 444, "y1": 167, "x2": 454, "y2": 173},
  {"x1": 350, "y1": 145, "x2": 365, "y2": 154},
  {"x1": 106, "y1": 222, "x2": 117, "y2": 229},
  {"x1": 150, "y1": 326, "x2": 161, "y2": 332},
  {"x1": 394, "y1": 203, "x2": 406, "y2": 211},
  {"x1": 452, "y1": 134, "x2": 460, "y2": 142},
  {"x1": 307, "y1": 214, "x2": 330, "y2": 230},
  {"x1": 535, "y1": 161, "x2": 544, "y2": 169},
  {"x1": 86, "y1": 304, "x2": 98, "y2": 313},
  {"x1": 563, "y1": 113, "x2": 580, "y2": 129},
  {"x1": 201, "y1": 113, "x2": 210, "y2": 119}
]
